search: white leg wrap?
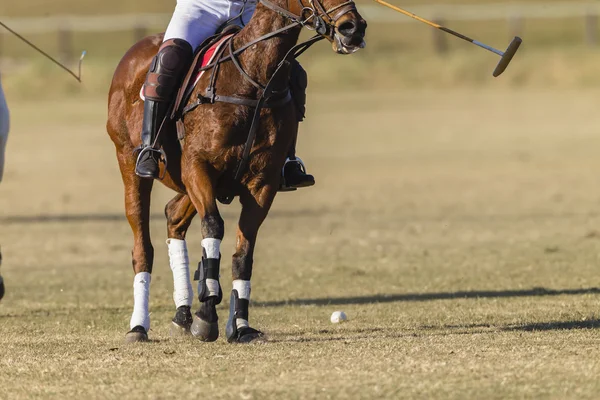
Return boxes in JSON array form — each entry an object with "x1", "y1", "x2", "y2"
[
  {"x1": 0, "y1": 77, "x2": 9, "y2": 183},
  {"x1": 201, "y1": 238, "x2": 221, "y2": 259},
  {"x1": 206, "y1": 279, "x2": 220, "y2": 297},
  {"x1": 233, "y1": 279, "x2": 251, "y2": 329},
  {"x1": 130, "y1": 272, "x2": 151, "y2": 331},
  {"x1": 167, "y1": 239, "x2": 193, "y2": 308},
  {"x1": 201, "y1": 238, "x2": 221, "y2": 297}
]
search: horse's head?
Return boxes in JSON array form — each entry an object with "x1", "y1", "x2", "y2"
[
  {"x1": 314, "y1": 0, "x2": 367, "y2": 54},
  {"x1": 277, "y1": 0, "x2": 367, "y2": 54}
]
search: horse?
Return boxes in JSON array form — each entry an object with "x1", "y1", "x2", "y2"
[{"x1": 107, "y1": 0, "x2": 367, "y2": 343}]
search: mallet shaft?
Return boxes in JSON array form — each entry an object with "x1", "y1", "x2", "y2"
[
  {"x1": 373, "y1": 0, "x2": 505, "y2": 56},
  {"x1": 0, "y1": 20, "x2": 85, "y2": 82}
]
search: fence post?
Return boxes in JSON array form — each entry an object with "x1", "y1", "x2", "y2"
[
  {"x1": 585, "y1": 12, "x2": 598, "y2": 46},
  {"x1": 433, "y1": 18, "x2": 448, "y2": 54},
  {"x1": 58, "y1": 25, "x2": 74, "y2": 64}
]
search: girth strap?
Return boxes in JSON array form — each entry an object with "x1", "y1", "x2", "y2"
[{"x1": 182, "y1": 90, "x2": 292, "y2": 116}]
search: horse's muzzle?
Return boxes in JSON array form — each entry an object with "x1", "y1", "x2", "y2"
[{"x1": 333, "y1": 17, "x2": 367, "y2": 54}]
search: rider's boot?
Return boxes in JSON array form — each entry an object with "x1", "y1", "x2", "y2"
[
  {"x1": 282, "y1": 137, "x2": 315, "y2": 189},
  {"x1": 282, "y1": 61, "x2": 315, "y2": 190},
  {"x1": 135, "y1": 39, "x2": 193, "y2": 179}
]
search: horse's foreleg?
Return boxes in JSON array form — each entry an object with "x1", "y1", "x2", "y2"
[
  {"x1": 118, "y1": 152, "x2": 154, "y2": 343},
  {"x1": 226, "y1": 184, "x2": 277, "y2": 343},
  {"x1": 165, "y1": 193, "x2": 197, "y2": 335},
  {"x1": 182, "y1": 162, "x2": 224, "y2": 342}
]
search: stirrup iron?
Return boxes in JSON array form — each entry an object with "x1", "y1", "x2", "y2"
[
  {"x1": 280, "y1": 157, "x2": 308, "y2": 191},
  {"x1": 134, "y1": 146, "x2": 168, "y2": 181}
]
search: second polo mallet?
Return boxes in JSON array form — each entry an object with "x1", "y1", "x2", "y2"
[{"x1": 372, "y1": 0, "x2": 522, "y2": 77}]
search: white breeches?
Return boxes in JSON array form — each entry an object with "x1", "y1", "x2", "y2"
[
  {"x1": 0, "y1": 76, "x2": 9, "y2": 183},
  {"x1": 164, "y1": 0, "x2": 257, "y2": 50}
]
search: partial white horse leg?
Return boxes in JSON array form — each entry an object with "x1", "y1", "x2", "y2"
[
  {"x1": 165, "y1": 194, "x2": 197, "y2": 335},
  {"x1": 0, "y1": 74, "x2": 9, "y2": 183},
  {"x1": 116, "y1": 151, "x2": 155, "y2": 343},
  {"x1": 0, "y1": 75, "x2": 8, "y2": 301}
]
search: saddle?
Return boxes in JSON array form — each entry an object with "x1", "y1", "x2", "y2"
[
  {"x1": 168, "y1": 24, "x2": 294, "y2": 147},
  {"x1": 171, "y1": 25, "x2": 243, "y2": 143}
]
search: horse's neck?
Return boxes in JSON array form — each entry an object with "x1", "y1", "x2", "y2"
[{"x1": 235, "y1": 4, "x2": 302, "y2": 88}]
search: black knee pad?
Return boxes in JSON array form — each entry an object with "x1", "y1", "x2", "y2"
[{"x1": 144, "y1": 39, "x2": 193, "y2": 101}]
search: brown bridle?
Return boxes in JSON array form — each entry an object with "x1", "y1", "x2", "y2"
[
  {"x1": 260, "y1": 0, "x2": 358, "y2": 40},
  {"x1": 176, "y1": 0, "x2": 362, "y2": 202}
]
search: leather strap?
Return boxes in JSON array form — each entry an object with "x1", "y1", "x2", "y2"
[
  {"x1": 182, "y1": 91, "x2": 292, "y2": 116},
  {"x1": 177, "y1": 0, "x2": 357, "y2": 202}
]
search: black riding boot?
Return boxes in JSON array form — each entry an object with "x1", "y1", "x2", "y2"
[
  {"x1": 282, "y1": 137, "x2": 315, "y2": 189},
  {"x1": 135, "y1": 38, "x2": 193, "y2": 179},
  {"x1": 281, "y1": 61, "x2": 315, "y2": 190}
]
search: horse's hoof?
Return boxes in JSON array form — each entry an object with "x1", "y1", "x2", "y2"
[
  {"x1": 227, "y1": 327, "x2": 265, "y2": 344},
  {"x1": 191, "y1": 313, "x2": 219, "y2": 342},
  {"x1": 0, "y1": 276, "x2": 4, "y2": 301},
  {"x1": 170, "y1": 306, "x2": 192, "y2": 337},
  {"x1": 125, "y1": 325, "x2": 149, "y2": 343}
]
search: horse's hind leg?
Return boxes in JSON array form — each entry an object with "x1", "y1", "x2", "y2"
[
  {"x1": 182, "y1": 162, "x2": 224, "y2": 342},
  {"x1": 118, "y1": 152, "x2": 155, "y2": 343},
  {"x1": 226, "y1": 185, "x2": 277, "y2": 343},
  {"x1": 165, "y1": 193, "x2": 197, "y2": 336}
]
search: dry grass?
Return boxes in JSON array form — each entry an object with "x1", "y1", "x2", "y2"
[{"x1": 1, "y1": 87, "x2": 600, "y2": 398}]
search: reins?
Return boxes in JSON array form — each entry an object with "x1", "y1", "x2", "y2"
[{"x1": 175, "y1": 0, "x2": 357, "y2": 203}]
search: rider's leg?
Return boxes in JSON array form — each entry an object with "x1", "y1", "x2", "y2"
[
  {"x1": 135, "y1": 38, "x2": 193, "y2": 179},
  {"x1": 283, "y1": 61, "x2": 315, "y2": 189},
  {"x1": 136, "y1": 0, "x2": 228, "y2": 179}
]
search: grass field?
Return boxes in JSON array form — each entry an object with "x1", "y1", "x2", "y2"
[{"x1": 1, "y1": 87, "x2": 600, "y2": 398}]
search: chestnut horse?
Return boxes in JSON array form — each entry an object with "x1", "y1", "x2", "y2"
[{"x1": 107, "y1": 0, "x2": 366, "y2": 343}]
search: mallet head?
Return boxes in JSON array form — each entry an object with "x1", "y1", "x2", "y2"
[{"x1": 493, "y1": 37, "x2": 522, "y2": 77}]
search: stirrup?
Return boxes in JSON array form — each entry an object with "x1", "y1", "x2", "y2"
[
  {"x1": 134, "y1": 146, "x2": 168, "y2": 180},
  {"x1": 279, "y1": 157, "x2": 308, "y2": 191}
]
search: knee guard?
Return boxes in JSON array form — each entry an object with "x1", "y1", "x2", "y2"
[{"x1": 143, "y1": 39, "x2": 194, "y2": 102}]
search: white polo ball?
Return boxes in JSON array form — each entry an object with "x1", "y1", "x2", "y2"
[{"x1": 330, "y1": 311, "x2": 347, "y2": 324}]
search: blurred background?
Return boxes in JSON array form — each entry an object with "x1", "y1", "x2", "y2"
[{"x1": 1, "y1": 0, "x2": 599, "y2": 96}]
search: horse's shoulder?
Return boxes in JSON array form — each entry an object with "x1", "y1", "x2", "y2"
[
  {"x1": 121, "y1": 34, "x2": 164, "y2": 65},
  {"x1": 111, "y1": 34, "x2": 165, "y2": 92}
]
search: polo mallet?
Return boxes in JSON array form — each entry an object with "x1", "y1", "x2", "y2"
[
  {"x1": 0, "y1": 20, "x2": 86, "y2": 82},
  {"x1": 372, "y1": 0, "x2": 522, "y2": 77}
]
